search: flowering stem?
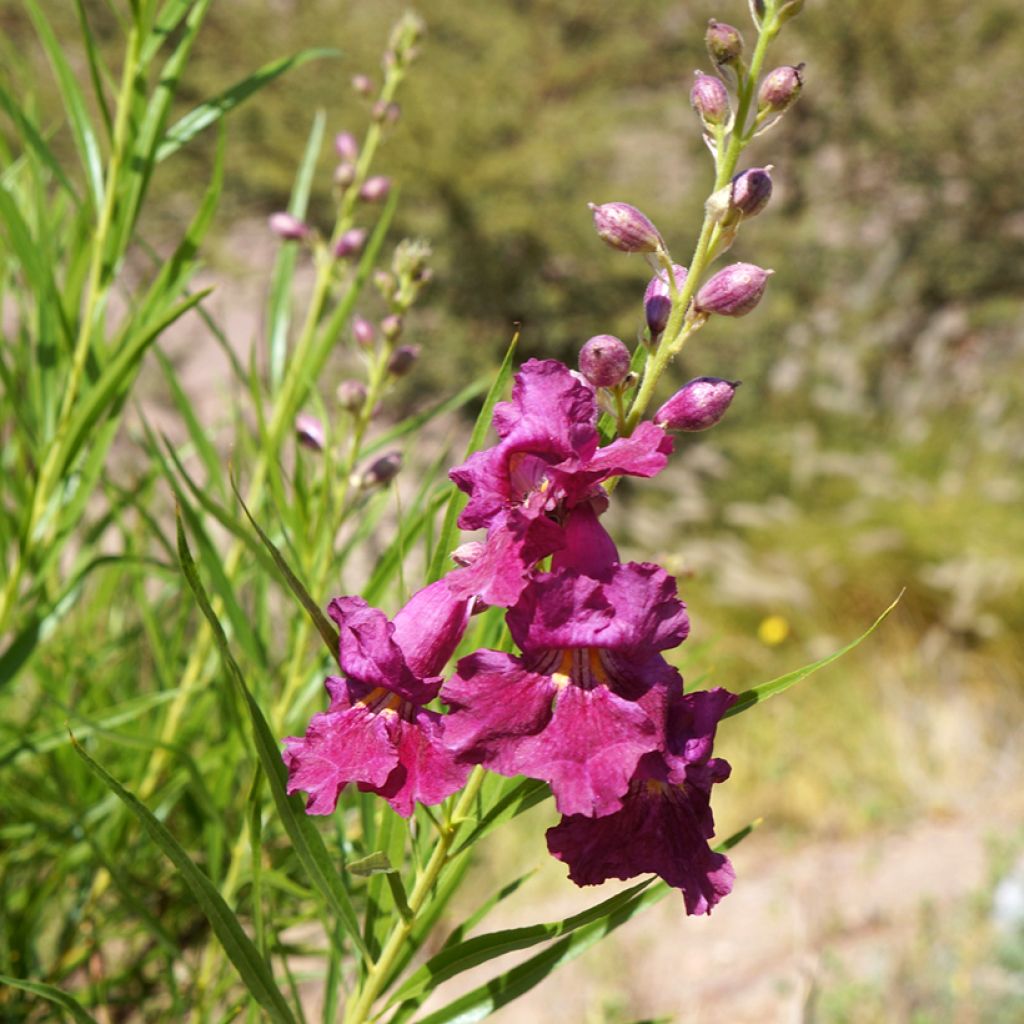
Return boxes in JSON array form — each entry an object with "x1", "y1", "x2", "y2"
[
  {"x1": 619, "y1": 8, "x2": 780, "y2": 438},
  {"x1": 342, "y1": 767, "x2": 487, "y2": 1024}
]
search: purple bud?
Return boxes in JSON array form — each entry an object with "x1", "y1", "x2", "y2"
[
  {"x1": 268, "y1": 212, "x2": 310, "y2": 242},
  {"x1": 295, "y1": 412, "x2": 325, "y2": 451},
  {"x1": 337, "y1": 379, "x2": 368, "y2": 412},
  {"x1": 352, "y1": 316, "x2": 375, "y2": 348},
  {"x1": 706, "y1": 20, "x2": 745, "y2": 67},
  {"x1": 359, "y1": 176, "x2": 391, "y2": 202},
  {"x1": 334, "y1": 163, "x2": 356, "y2": 188},
  {"x1": 758, "y1": 64, "x2": 804, "y2": 115},
  {"x1": 643, "y1": 263, "x2": 689, "y2": 336},
  {"x1": 374, "y1": 269, "x2": 397, "y2": 299},
  {"x1": 381, "y1": 314, "x2": 403, "y2": 342},
  {"x1": 588, "y1": 202, "x2": 663, "y2": 253},
  {"x1": 694, "y1": 262, "x2": 773, "y2": 317},
  {"x1": 334, "y1": 131, "x2": 359, "y2": 162},
  {"x1": 690, "y1": 73, "x2": 730, "y2": 127},
  {"x1": 333, "y1": 227, "x2": 367, "y2": 259},
  {"x1": 387, "y1": 344, "x2": 420, "y2": 376},
  {"x1": 655, "y1": 377, "x2": 740, "y2": 432},
  {"x1": 730, "y1": 166, "x2": 773, "y2": 219},
  {"x1": 351, "y1": 73, "x2": 373, "y2": 97},
  {"x1": 373, "y1": 100, "x2": 401, "y2": 125},
  {"x1": 361, "y1": 451, "x2": 402, "y2": 489},
  {"x1": 579, "y1": 335, "x2": 631, "y2": 389}
]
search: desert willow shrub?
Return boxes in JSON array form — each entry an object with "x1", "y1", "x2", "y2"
[{"x1": 0, "y1": 3, "x2": 896, "y2": 1023}]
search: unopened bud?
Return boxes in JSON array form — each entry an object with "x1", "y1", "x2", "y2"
[
  {"x1": 758, "y1": 64, "x2": 804, "y2": 115},
  {"x1": 295, "y1": 412, "x2": 325, "y2": 451},
  {"x1": 334, "y1": 163, "x2": 356, "y2": 188},
  {"x1": 655, "y1": 377, "x2": 740, "y2": 432},
  {"x1": 268, "y1": 212, "x2": 310, "y2": 242},
  {"x1": 361, "y1": 451, "x2": 402, "y2": 489},
  {"x1": 729, "y1": 166, "x2": 773, "y2": 220},
  {"x1": 334, "y1": 131, "x2": 359, "y2": 162},
  {"x1": 381, "y1": 314, "x2": 403, "y2": 341},
  {"x1": 374, "y1": 269, "x2": 397, "y2": 299},
  {"x1": 778, "y1": 0, "x2": 805, "y2": 24},
  {"x1": 333, "y1": 227, "x2": 367, "y2": 259},
  {"x1": 694, "y1": 262, "x2": 773, "y2": 317},
  {"x1": 373, "y1": 100, "x2": 401, "y2": 125},
  {"x1": 588, "y1": 202, "x2": 663, "y2": 254},
  {"x1": 579, "y1": 334, "x2": 631, "y2": 389},
  {"x1": 643, "y1": 263, "x2": 688, "y2": 336},
  {"x1": 749, "y1": 0, "x2": 766, "y2": 22},
  {"x1": 351, "y1": 73, "x2": 373, "y2": 97},
  {"x1": 387, "y1": 344, "x2": 420, "y2": 376},
  {"x1": 352, "y1": 316, "x2": 375, "y2": 348},
  {"x1": 337, "y1": 379, "x2": 368, "y2": 412},
  {"x1": 359, "y1": 176, "x2": 391, "y2": 202},
  {"x1": 706, "y1": 20, "x2": 744, "y2": 67},
  {"x1": 690, "y1": 73, "x2": 730, "y2": 128}
]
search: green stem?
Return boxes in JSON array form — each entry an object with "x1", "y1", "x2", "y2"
[{"x1": 342, "y1": 767, "x2": 487, "y2": 1024}]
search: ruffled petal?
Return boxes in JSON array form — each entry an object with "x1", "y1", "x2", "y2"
[
  {"x1": 546, "y1": 780, "x2": 734, "y2": 915},
  {"x1": 283, "y1": 682, "x2": 399, "y2": 815},
  {"x1": 508, "y1": 563, "x2": 689, "y2": 654}
]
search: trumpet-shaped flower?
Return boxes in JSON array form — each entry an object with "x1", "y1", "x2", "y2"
[{"x1": 283, "y1": 580, "x2": 471, "y2": 818}]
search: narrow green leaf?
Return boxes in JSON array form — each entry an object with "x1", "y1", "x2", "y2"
[
  {"x1": 73, "y1": 0, "x2": 114, "y2": 140},
  {"x1": 0, "y1": 82, "x2": 80, "y2": 202},
  {"x1": 23, "y1": 0, "x2": 105, "y2": 208},
  {"x1": 175, "y1": 512, "x2": 367, "y2": 959},
  {"x1": 410, "y1": 881, "x2": 664, "y2": 1024},
  {"x1": 349, "y1": 851, "x2": 396, "y2": 877},
  {"x1": 426, "y1": 330, "x2": 520, "y2": 583},
  {"x1": 56, "y1": 288, "x2": 211, "y2": 480},
  {"x1": 156, "y1": 49, "x2": 338, "y2": 162},
  {"x1": 70, "y1": 739, "x2": 298, "y2": 1024},
  {"x1": 452, "y1": 777, "x2": 548, "y2": 857},
  {"x1": 230, "y1": 478, "x2": 340, "y2": 657},
  {"x1": 725, "y1": 591, "x2": 904, "y2": 718},
  {"x1": 0, "y1": 975, "x2": 100, "y2": 1024}
]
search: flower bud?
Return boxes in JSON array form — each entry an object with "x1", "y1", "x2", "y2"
[
  {"x1": 374, "y1": 269, "x2": 397, "y2": 300},
  {"x1": 334, "y1": 131, "x2": 359, "y2": 163},
  {"x1": 268, "y1": 212, "x2": 310, "y2": 242},
  {"x1": 758, "y1": 64, "x2": 804, "y2": 115},
  {"x1": 337, "y1": 379, "x2": 367, "y2": 412},
  {"x1": 694, "y1": 262, "x2": 773, "y2": 317},
  {"x1": 333, "y1": 227, "x2": 367, "y2": 259},
  {"x1": 729, "y1": 166, "x2": 773, "y2": 219},
  {"x1": 387, "y1": 344, "x2": 420, "y2": 376},
  {"x1": 360, "y1": 451, "x2": 402, "y2": 489},
  {"x1": 359, "y1": 176, "x2": 391, "y2": 202},
  {"x1": 579, "y1": 335, "x2": 631, "y2": 389},
  {"x1": 381, "y1": 314, "x2": 403, "y2": 341},
  {"x1": 690, "y1": 73, "x2": 730, "y2": 128},
  {"x1": 655, "y1": 377, "x2": 740, "y2": 432},
  {"x1": 373, "y1": 100, "x2": 401, "y2": 125},
  {"x1": 351, "y1": 73, "x2": 373, "y2": 97},
  {"x1": 352, "y1": 316, "x2": 375, "y2": 348},
  {"x1": 778, "y1": 0, "x2": 805, "y2": 24},
  {"x1": 295, "y1": 412, "x2": 325, "y2": 451},
  {"x1": 588, "y1": 202, "x2": 663, "y2": 253},
  {"x1": 334, "y1": 163, "x2": 356, "y2": 188},
  {"x1": 705, "y1": 20, "x2": 744, "y2": 68},
  {"x1": 643, "y1": 263, "x2": 688, "y2": 336}
]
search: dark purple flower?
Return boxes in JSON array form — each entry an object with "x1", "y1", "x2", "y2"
[
  {"x1": 283, "y1": 581, "x2": 472, "y2": 817},
  {"x1": 446, "y1": 360, "x2": 672, "y2": 606},
  {"x1": 546, "y1": 686, "x2": 736, "y2": 915},
  {"x1": 442, "y1": 558, "x2": 691, "y2": 817}
]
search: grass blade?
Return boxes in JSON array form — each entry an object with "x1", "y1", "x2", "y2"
[{"x1": 0, "y1": 975, "x2": 100, "y2": 1024}]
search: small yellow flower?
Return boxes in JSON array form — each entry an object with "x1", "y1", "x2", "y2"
[{"x1": 757, "y1": 614, "x2": 790, "y2": 646}]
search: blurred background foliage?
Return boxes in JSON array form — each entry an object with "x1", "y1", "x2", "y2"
[{"x1": 2, "y1": 0, "x2": 1023, "y2": 1018}]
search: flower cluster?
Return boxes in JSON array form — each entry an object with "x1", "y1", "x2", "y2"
[{"x1": 285, "y1": 358, "x2": 737, "y2": 914}]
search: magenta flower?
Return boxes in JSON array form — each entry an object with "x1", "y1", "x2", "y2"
[
  {"x1": 283, "y1": 580, "x2": 472, "y2": 818},
  {"x1": 442, "y1": 559, "x2": 691, "y2": 817},
  {"x1": 446, "y1": 359, "x2": 672, "y2": 606},
  {"x1": 546, "y1": 686, "x2": 737, "y2": 915}
]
